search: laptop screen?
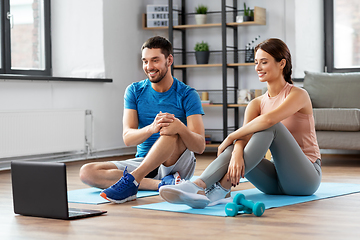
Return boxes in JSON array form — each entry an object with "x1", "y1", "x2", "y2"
[{"x1": 11, "y1": 161, "x2": 70, "y2": 219}]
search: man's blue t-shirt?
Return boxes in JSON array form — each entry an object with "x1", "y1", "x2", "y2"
[{"x1": 124, "y1": 77, "x2": 204, "y2": 158}]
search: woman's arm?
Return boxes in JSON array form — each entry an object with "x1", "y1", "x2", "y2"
[{"x1": 217, "y1": 96, "x2": 262, "y2": 155}]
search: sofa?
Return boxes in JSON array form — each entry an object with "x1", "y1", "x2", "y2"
[{"x1": 303, "y1": 71, "x2": 360, "y2": 150}]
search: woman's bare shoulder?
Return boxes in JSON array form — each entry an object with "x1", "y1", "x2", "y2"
[
  {"x1": 289, "y1": 86, "x2": 312, "y2": 106},
  {"x1": 290, "y1": 85, "x2": 309, "y2": 96},
  {"x1": 246, "y1": 95, "x2": 262, "y2": 113}
]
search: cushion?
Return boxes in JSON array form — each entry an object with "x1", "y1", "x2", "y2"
[
  {"x1": 316, "y1": 131, "x2": 360, "y2": 150},
  {"x1": 303, "y1": 71, "x2": 360, "y2": 108},
  {"x1": 313, "y1": 108, "x2": 360, "y2": 131}
]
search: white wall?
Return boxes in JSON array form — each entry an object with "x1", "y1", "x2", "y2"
[
  {"x1": 0, "y1": 0, "x2": 146, "y2": 156},
  {"x1": 294, "y1": 0, "x2": 324, "y2": 78},
  {"x1": 0, "y1": 0, "x2": 324, "y2": 158}
]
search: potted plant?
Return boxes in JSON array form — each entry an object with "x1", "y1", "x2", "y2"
[
  {"x1": 195, "y1": 4, "x2": 208, "y2": 25},
  {"x1": 194, "y1": 41, "x2": 210, "y2": 64},
  {"x1": 243, "y1": 3, "x2": 254, "y2": 22}
]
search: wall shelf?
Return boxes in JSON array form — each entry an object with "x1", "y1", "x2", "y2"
[
  {"x1": 174, "y1": 23, "x2": 222, "y2": 29},
  {"x1": 205, "y1": 143, "x2": 220, "y2": 148},
  {"x1": 142, "y1": 7, "x2": 266, "y2": 29},
  {"x1": 202, "y1": 103, "x2": 248, "y2": 108},
  {"x1": 227, "y1": 63, "x2": 255, "y2": 67},
  {"x1": 174, "y1": 63, "x2": 255, "y2": 68},
  {"x1": 174, "y1": 64, "x2": 222, "y2": 68}
]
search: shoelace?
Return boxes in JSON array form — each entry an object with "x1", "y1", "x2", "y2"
[
  {"x1": 205, "y1": 184, "x2": 217, "y2": 195},
  {"x1": 110, "y1": 167, "x2": 130, "y2": 191}
]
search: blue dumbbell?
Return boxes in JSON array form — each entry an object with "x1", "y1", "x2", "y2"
[
  {"x1": 225, "y1": 202, "x2": 252, "y2": 217},
  {"x1": 225, "y1": 193, "x2": 265, "y2": 217},
  {"x1": 233, "y1": 193, "x2": 265, "y2": 217}
]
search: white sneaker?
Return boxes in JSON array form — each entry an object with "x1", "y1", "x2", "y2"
[
  {"x1": 205, "y1": 182, "x2": 231, "y2": 206},
  {"x1": 159, "y1": 180, "x2": 210, "y2": 209}
]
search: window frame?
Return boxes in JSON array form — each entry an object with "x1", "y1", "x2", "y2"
[
  {"x1": 0, "y1": 0, "x2": 52, "y2": 76},
  {"x1": 324, "y1": 0, "x2": 360, "y2": 73}
]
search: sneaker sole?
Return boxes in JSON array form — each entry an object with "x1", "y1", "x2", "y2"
[
  {"x1": 208, "y1": 197, "x2": 232, "y2": 207},
  {"x1": 159, "y1": 187, "x2": 210, "y2": 209},
  {"x1": 100, "y1": 192, "x2": 137, "y2": 204}
]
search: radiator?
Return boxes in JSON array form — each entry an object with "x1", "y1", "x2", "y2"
[{"x1": 0, "y1": 109, "x2": 89, "y2": 158}]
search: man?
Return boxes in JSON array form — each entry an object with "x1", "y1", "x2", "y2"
[{"x1": 79, "y1": 36, "x2": 205, "y2": 203}]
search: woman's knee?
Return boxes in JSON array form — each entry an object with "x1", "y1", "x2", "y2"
[{"x1": 256, "y1": 122, "x2": 284, "y2": 134}]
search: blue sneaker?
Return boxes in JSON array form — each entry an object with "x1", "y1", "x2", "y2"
[
  {"x1": 100, "y1": 167, "x2": 139, "y2": 203},
  {"x1": 158, "y1": 172, "x2": 181, "y2": 190}
]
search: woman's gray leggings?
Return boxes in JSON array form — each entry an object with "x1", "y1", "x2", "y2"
[{"x1": 199, "y1": 123, "x2": 322, "y2": 196}]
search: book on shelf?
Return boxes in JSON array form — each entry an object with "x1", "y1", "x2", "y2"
[{"x1": 205, "y1": 134, "x2": 212, "y2": 144}]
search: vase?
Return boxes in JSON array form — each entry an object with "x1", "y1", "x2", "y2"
[
  {"x1": 195, "y1": 51, "x2": 210, "y2": 64},
  {"x1": 195, "y1": 14, "x2": 207, "y2": 25},
  {"x1": 243, "y1": 16, "x2": 254, "y2": 22}
]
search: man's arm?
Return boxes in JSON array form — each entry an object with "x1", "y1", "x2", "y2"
[
  {"x1": 122, "y1": 109, "x2": 149, "y2": 146},
  {"x1": 123, "y1": 109, "x2": 176, "y2": 146},
  {"x1": 159, "y1": 114, "x2": 205, "y2": 154}
]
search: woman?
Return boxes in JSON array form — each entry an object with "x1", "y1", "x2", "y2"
[{"x1": 159, "y1": 38, "x2": 322, "y2": 209}]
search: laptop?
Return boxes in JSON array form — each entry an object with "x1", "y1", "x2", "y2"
[{"x1": 11, "y1": 161, "x2": 107, "y2": 220}]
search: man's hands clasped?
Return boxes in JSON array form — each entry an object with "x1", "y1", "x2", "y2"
[{"x1": 150, "y1": 111, "x2": 181, "y2": 136}]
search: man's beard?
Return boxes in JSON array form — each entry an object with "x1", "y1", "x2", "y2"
[{"x1": 148, "y1": 63, "x2": 168, "y2": 83}]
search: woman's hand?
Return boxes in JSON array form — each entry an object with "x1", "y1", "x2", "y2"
[{"x1": 227, "y1": 150, "x2": 245, "y2": 186}]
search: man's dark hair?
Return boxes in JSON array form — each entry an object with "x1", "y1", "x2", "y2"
[{"x1": 141, "y1": 36, "x2": 173, "y2": 58}]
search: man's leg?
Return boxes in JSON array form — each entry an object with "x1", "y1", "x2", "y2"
[
  {"x1": 79, "y1": 161, "x2": 124, "y2": 189},
  {"x1": 100, "y1": 134, "x2": 189, "y2": 203},
  {"x1": 81, "y1": 135, "x2": 187, "y2": 191},
  {"x1": 131, "y1": 134, "x2": 187, "y2": 188},
  {"x1": 80, "y1": 160, "x2": 166, "y2": 190}
]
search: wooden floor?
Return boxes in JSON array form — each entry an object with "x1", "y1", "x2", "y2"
[{"x1": 1, "y1": 153, "x2": 360, "y2": 240}]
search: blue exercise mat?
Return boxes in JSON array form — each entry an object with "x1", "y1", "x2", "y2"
[
  {"x1": 67, "y1": 176, "x2": 247, "y2": 205},
  {"x1": 133, "y1": 182, "x2": 360, "y2": 217},
  {"x1": 68, "y1": 188, "x2": 159, "y2": 204}
]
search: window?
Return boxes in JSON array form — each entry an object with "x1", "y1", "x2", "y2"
[
  {"x1": 1, "y1": 0, "x2": 51, "y2": 76},
  {"x1": 324, "y1": 0, "x2": 360, "y2": 72}
]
